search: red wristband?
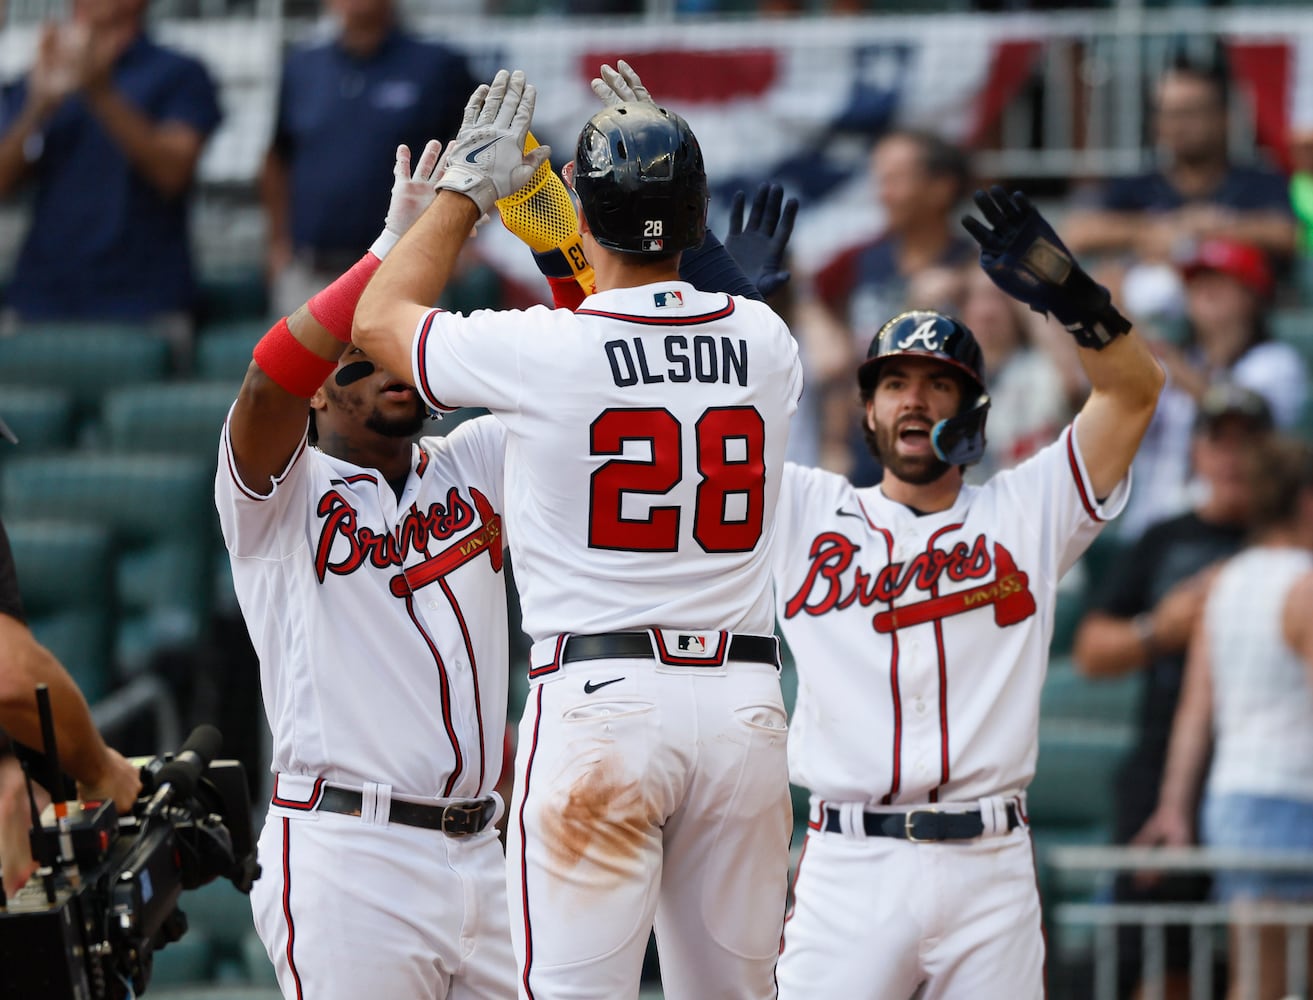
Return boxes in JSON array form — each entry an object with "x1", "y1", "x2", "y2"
[
  {"x1": 253, "y1": 317, "x2": 337, "y2": 398},
  {"x1": 306, "y1": 252, "x2": 383, "y2": 343},
  {"x1": 547, "y1": 274, "x2": 586, "y2": 311}
]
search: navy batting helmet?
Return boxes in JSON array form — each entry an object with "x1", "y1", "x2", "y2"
[
  {"x1": 573, "y1": 103, "x2": 708, "y2": 257},
  {"x1": 857, "y1": 310, "x2": 991, "y2": 466}
]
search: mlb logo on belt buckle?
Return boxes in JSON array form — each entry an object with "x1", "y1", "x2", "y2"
[
  {"x1": 676, "y1": 632, "x2": 709, "y2": 655},
  {"x1": 652, "y1": 629, "x2": 729, "y2": 667}
]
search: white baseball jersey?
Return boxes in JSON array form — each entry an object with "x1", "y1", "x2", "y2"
[
  {"x1": 410, "y1": 281, "x2": 803, "y2": 649},
  {"x1": 216, "y1": 412, "x2": 510, "y2": 801},
  {"x1": 773, "y1": 422, "x2": 1128, "y2": 805}
]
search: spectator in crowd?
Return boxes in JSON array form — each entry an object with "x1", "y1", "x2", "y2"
[
  {"x1": 1064, "y1": 53, "x2": 1295, "y2": 265},
  {"x1": 1138, "y1": 433, "x2": 1313, "y2": 1000},
  {"x1": 811, "y1": 128, "x2": 974, "y2": 484},
  {"x1": 0, "y1": 416, "x2": 141, "y2": 899},
  {"x1": 262, "y1": 0, "x2": 475, "y2": 316},
  {"x1": 1120, "y1": 238, "x2": 1307, "y2": 539},
  {"x1": 1072, "y1": 383, "x2": 1272, "y2": 1000},
  {"x1": 958, "y1": 265, "x2": 1080, "y2": 480},
  {"x1": 0, "y1": 0, "x2": 221, "y2": 327}
]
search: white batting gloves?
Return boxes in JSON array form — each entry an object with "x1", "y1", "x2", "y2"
[
  {"x1": 436, "y1": 69, "x2": 549, "y2": 217},
  {"x1": 370, "y1": 139, "x2": 444, "y2": 260},
  {"x1": 590, "y1": 60, "x2": 655, "y2": 107}
]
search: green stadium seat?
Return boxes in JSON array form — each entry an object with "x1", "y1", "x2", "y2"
[
  {"x1": 0, "y1": 387, "x2": 76, "y2": 458},
  {"x1": 103, "y1": 380, "x2": 238, "y2": 457},
  {"x1": 0, "y1": 330, "x2": 172, "y2": 428},
  {"x1": 196, "y1": 330, "x2": 260, "y2": 382},
  {"x1": 1028, "y1": 721, "x2": 1132, "y2": 828},
  {"x1": 183, "y1": 879, "x2": 259, "y2": 972},
  {"x1": 149, "y1": 928, "x2": 215, "y2": 986},
  {"x1": 1050, "y1": 587, "x2": 1084, "y2": 657},
  {"x1": 5, "y1": 518, "x2": 116, "y2": 700},
  {"x1": 1041, "y1": 657, "x2": 1142, "y2": 726},
  {"x1": 197, "y1": 269, "x2": 270, "y2": 325},
  {"x1": 1270, "y1": 307, "x2": 1313, "y2": 368},
  {"x1": 2, "y1": 454, "x2": 216, "y2": 673}
]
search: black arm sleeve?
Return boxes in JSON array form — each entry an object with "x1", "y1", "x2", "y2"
[{"x1": 678, "y1": 230, "x2": 763, "y2": 302}]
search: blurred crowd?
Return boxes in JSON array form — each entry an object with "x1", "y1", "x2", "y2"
[{"x1": 2, "y1": 1, "x2": 1313, "y2": 995}]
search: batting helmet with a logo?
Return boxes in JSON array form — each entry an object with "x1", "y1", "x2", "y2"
[
  {"x1": 573, "y1": 103, "x2": 708, "y2": 257},
  {"x1": 857, "y1": 310, "x2": 991, "y2": 466}
]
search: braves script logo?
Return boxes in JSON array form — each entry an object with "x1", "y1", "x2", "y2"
[
  {"x1": 783, "y1": 532, "x2": 1036, "y2": 632},
  {"x1": 313, "y1": 486, "x2": 500, "y2": 585}
]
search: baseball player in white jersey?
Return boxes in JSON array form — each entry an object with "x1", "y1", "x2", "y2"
[
  {"x1": 216, "y1": 139, "x2": 517, "y2": 1000},
  {"x1": 354, "y1": 69, "x2": 802, "y2": 1000},
  {"x1": 772, "y1": 188, "x2": 1165, "y2": 998}
]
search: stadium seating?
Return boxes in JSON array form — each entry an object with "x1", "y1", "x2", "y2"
[
  {"x1": 0, "y1": 330, "x2": 173, "y2": 433},
  {"x1": 0, "y1": 387, "x2": 76, "y2": 460},
  {"x1": 1, "y1": 453, "x2": 217, "y2": 674},
  {"x1": 196, "y1": 327, "x2": 262, "y2": 382},
  {"x1": 4, "y1": 517, "x2": 116, "y2": 701},
  {"x1": 104, "y1": 380, "x2": 239, "y2": 457}
]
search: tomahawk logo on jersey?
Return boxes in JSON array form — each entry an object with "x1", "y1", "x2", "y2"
[
  {"x1": 783, "y1": 533, "x2": 1038, "y2": 632},
  {"x1": 772, "y1": 424, "x2": 1127, "y2": 807}
]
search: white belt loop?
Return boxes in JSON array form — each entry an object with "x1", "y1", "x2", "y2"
[
  {"x1": 976, "y1": 795, "x2": 1007, "y2": 837},
  {"x1": 838, "y1": 801, "x2": 864, "y2": 841},
  {"x1": 361, "y1": 782, "x2": 392, "y2": 825}
]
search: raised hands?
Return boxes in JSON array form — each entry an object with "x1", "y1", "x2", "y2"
[
  {"x1": 725, "y1": 183, "x2": 798, "y2": 298},
  {"x1": 437, "y1": 70, "x2": 550, "y2": 217}
]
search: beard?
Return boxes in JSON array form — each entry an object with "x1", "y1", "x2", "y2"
[
  {"x1": 365, "y1": 400, "x2": 427, "y2": 439},
  {"x1": 863, "y1": 417, "x2": 952, "y2": 485}
]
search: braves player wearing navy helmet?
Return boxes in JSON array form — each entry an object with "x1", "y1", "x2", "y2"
[
  {"x1": 771, "y1": 189, "x2": 1165, "y2": 998},
  {"x1": 355, "y1": 69, "x2": 801, "y2": 1000}
]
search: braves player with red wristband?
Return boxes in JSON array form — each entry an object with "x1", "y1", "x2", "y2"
[
  {"x1": 217, "y1": 139, "x2": 517, "y2": 1000},
  {"x1": 772, "y1": 188, "x2": 1164, "y2": 998},
  {"x1": 355, "y1": 69, "x2": 802, "y2": 1000}
]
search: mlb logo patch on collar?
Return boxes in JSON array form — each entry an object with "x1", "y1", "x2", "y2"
[
  {"x1": 651, "y1": 628, "x2": 729, "y2": 666},
  {"x1": 653, "y1": 289, "x2": 684, "y2": 309}
]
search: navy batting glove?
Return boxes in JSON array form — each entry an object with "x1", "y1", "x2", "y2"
[
  {"x1": 962, "y1": 186, "x2": 1130, "y2": 350},
  {"x1": 724, "y1": 182, "x2": 798, "y2": 299}
]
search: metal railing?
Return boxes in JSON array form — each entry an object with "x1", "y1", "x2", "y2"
[{"x1": 1047, "y1": 846, "x2": 1313, "y2": 1000}]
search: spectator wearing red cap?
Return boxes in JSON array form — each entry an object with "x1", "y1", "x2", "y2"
[{"x1": 1118, "y1": 238, "x2": 1308, "y2": 540}]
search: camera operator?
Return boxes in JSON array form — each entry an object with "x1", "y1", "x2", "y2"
[{"x1": 0, "y1": 414, "x2": 141, "y2": 898}]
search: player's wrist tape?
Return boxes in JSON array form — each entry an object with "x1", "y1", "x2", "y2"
[
  {"x1": 533, "y1": 247, "x2": 576, "y2": 279},
  {"x1": 1054, "y1": 269, "x2": 1132, "y2": 351},
  {"x1": 253, "y1": 317, "x2": 336, "y2": 398},
  {"x1": 306, "y1": 251, "x2": 384, "y2": 344}
]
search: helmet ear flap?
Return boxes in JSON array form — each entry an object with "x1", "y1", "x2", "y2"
[{"x1": 931, "y1": 393, "x2": 990, "y2": 466}]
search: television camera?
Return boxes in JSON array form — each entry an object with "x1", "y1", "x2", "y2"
[{"x1": 0, "y1": 689, "x2": 259, "y2": 999}]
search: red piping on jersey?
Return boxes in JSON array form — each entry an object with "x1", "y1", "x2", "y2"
[
  {"x1": 342, "y1": 472, "x2": 377, "y2": 486},
  {"x1": 925, "y1": 522, "x2": 963, "y2": 801},
  {"x1": 528, "y1": 634, "x2": 566, "y2": 680},
  {"x1": 518, "y1": 686, "x2": 545, "y2": 1000},
  {"x1": 402, "y1": 593, "x2": 464, "y2": 796},
  {"x1": 869, "y1": 524, "x2": 902, "y2": 805},
  {"x1": 224, "y1": 421, "x2": 307, "y2": 502},
  {"x1": 280, "y1": 818, "x2": 306, "y2": 1000},
  {"x1": 415, "y1": 447, "x2": 430, "y2": 478},
  {"x1": 575, "y1": 296, "x2": 735, "y2": 326},
  {"x1": 271, "y1": 775, "x2": 324, "y2": 811},
  {"x1": 1065, "y1": 427, "x2": 1103, "y2": 522},
  {"x1": 438, "y1": 577, "x2": 487, "y2": 792},
  {"x1": 414, "y1": 309, "x2": 459, "y2": 413}
]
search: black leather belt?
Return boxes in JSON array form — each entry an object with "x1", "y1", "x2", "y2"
[
  {"x1": 823, "y1": 804, "x2": 1021, "y2": 842},
  {"x1": 561, "y1": 631, "x2": 779, "y2": 666},
  {"x1": 317, "y1": 786, "x2": 496, "y2": 836}
]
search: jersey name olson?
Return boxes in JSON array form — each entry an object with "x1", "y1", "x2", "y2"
[{"x1": 604, "y1": 335, "x2": 748, "y2": 388}]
